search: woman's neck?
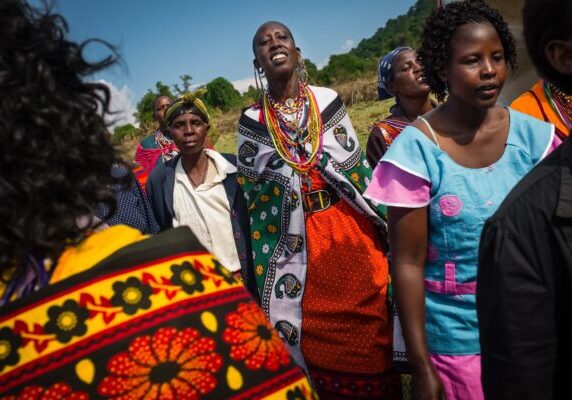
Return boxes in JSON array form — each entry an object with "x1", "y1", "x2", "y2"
[
  {"x1": 267, "y1": 73, "x2": 299, "y2": 102},
  {"x1": 181, "y1": 150, "x2": 208, "y2": 173},
  {"x1": 395, "y1": 95, "x2": 434, "y2": 122},
  {"x1": 437, "y1": 97, "x2": 491, "y2": 135}
]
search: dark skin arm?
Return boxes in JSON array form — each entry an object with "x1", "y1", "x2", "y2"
[
  {"x1": 366, "y1": 126, "x2": 388, "y2": 167},
  {"x1": 389, "y1": 206, "x2": 444, "y2": 400}
]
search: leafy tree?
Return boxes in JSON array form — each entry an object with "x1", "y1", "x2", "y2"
[
  {"x1": 112, "y1": 123, "x2": 137, "y2": 144},
  {"x1": 204, "y1": 77, "x2": 242, "y2": 112},
  {"x1": 241, "y1": 85, "x2": 262, "y2": 106},
  {"x1": 317, "y1": 53, "x2": 374, "y2": 86},
  {"x1": 349, "y1": 0, "x2": 433, "y2": 60},
  {"x1": 172, "y1": 74, "x2": 193, "y2": 96},
  {"x1": 134, "y1": 81, "x2": 174, "y2": 125}
]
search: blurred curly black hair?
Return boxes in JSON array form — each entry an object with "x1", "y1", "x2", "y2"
[
  {"x1": 418, "y1": 0, "x2": 517, "y2": 102},
  {"x1": 523, "y1": 0, "x2": 572, "y2": 94},
  {"x1": 0, "y1": 0, "x2": 127, "y2": 273}
]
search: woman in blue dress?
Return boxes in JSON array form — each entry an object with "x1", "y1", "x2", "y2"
[{"x1": 365, "y1": 1, "x2": 560, "y2": 399}]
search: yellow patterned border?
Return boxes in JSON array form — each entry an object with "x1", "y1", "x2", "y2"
[{"x1": 0, "y1": 253, "x2": 241, "y2": 376}]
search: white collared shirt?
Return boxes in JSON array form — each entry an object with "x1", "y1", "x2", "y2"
[{"x1": 172, "y1": 150, "x2": 241, "y2": 272}]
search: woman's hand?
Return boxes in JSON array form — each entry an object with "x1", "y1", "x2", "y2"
[{"x1": 411, "y1": 362, "x2": 445, "y2": 400}]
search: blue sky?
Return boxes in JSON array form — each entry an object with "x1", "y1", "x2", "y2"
[{"x1": 45, "y1": 0, "x2": 416, "y2": 126}]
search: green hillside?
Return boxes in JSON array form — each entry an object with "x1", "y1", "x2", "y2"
[
  {"x1": 315, "y1": 0, "x2": 434, "y2": 85},
  {"x1": 351, "y1": 0, "x2": 434, "y2": 59}
]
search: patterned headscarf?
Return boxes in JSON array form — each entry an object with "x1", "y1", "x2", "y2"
[
  {"x1": 165, "y1": 89, "x2": 211, "y2": 127},
  {"x1": 377, "y1": 46, "x2": 412, "y2": 100}
]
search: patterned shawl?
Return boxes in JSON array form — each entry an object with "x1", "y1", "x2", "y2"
[
  {"x1": 134, "y1": 129, "x2": 179, "y2": 178},
  {"x1": 237, "y1": 85, "x2": 387, "y2": 369},
  {"x1": 0, "y1": 227, "x2": 314, "y2": 399},
  {"x1": 372, "y1": 118, "x2": 410, "y2": 148}
]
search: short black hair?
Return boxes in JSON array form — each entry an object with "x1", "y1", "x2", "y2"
[
  {"x1": 523, "y1": 0, "x2": 572, "y2": 94},
  {"x1": 418, "y1": 0, "x2": 517, "y2": 101}
]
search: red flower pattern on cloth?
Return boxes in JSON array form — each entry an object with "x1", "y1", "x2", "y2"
[
  {"x1": 223, "y1": 302, "x2": 291, "y2": 371},
  {"x1": 98, "y1": 327, "x2": 222, "y2": 399},
  {"x1": 1, "y1": 383, "x2": 89, "y2": 400}
]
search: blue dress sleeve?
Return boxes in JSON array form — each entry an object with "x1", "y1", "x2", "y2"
[
  {"x1": 380, "y1": 125, "x2": 439, "y2": 183},
  {"x1": 507, "y1": 108, "x2": 556, "y2": 165}
]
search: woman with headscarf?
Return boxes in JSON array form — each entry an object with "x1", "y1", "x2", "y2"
[
  {"x1": 237, "y1": 21, "x2": 401, "y2": 399},
  {"x1": 367, "y1": 47, "x2": 434, "y2": 167},
  {"x1": 367, "y1": 47, "x2": 435, "y2": 374},
  {"x1": 0, "y1": 2, "x2": 313, "y2": 398},
  {"x1": 146, "y1": 91, "x2": 257, "y2": 299}
]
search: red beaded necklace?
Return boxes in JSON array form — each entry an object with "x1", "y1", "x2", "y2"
[{"x1": 262, "y1": 84, "x2": 323, "y2": 174}]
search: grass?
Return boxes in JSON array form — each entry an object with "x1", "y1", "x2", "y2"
[
  {"x1": 212, "y1": 97, "x2": 394, "y2": 154},
  {"x1": 347, "y1": 99, "x2": 393, "y2": 149},
  {"x1": 118, "y1": 83, "x2": 395, "y2": 158}
]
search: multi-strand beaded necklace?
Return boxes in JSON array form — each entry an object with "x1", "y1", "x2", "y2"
[
  {"x1": 544, "y1": 80, "x2": 572, "y2": 129},
  {"x1": 262, "y1": 83, "x2": 323, "y2": 174}
]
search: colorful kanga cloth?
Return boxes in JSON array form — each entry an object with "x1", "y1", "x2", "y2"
[
  {"x1": 134, "y1": 129, "x2": 179, "y2": 181},
  {"x1": 0, "y1": 225, "x2": 314, "y2": 399},
  {"x1": 365, "y1": 109, "x2": 556, "y2": 356},
  {"x1": 236, "y1": 85, "x2": 389, "y2": 376},
  {"x1": 366, "y1": 118, "x2": 410, "y2": 167},
  {"x1": 511, "y1": 80, "x2": 570, "y2": 140}
]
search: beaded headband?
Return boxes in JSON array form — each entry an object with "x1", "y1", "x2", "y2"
[{"x1": 165, "y1": 89, "x2": 210, "y2": 127}]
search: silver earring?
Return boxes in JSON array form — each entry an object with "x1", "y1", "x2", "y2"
[{"x1": 254, "y1": 65, "x2": 266, "y2": 91}]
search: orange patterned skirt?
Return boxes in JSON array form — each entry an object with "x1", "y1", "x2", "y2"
[{"x1": 300, "y1": 171, "x2": 400, "y2": 399}]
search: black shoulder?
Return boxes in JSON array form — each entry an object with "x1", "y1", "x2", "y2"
[
  {"x1": 221, "y1": 153, "x2": 237, "y2": 166},
  {"x1": 147, "y1": 155, "x2": 178, "y2": 183},
  {"x1": 238, "y1": 109, "x2": 268, "y2": 137},
  {"x1": 321, "y1": 94, "x2": 344, "y2": 124}
]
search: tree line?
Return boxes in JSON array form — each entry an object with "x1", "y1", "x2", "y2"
[{"x1": 113, "y1": 0, "x2": 433, "y2": 141}]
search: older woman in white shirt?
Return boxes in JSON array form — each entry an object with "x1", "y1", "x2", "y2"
[{"x1": 146, "y1": 91, "x2": 258, "y2": 299}]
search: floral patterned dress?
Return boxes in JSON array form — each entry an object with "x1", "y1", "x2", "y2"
[{"x1": 237, "y1": 86, "x2": 400, "y2": 399}]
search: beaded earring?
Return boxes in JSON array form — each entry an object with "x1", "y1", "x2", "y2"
[
  {"x1": 254, "y1": 64, "x2": 266, "y2": 91},
  {"x1": 296, "y1": 54, "x2": 309, "y2": 84}
]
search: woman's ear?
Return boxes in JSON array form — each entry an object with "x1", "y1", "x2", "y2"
[{"x1": 545, "y1": 39, "x2": 572, "y2": 77}]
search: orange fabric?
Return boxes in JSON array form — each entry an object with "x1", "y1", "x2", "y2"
[
  {"x1": 133, "y1": 164, "x2": 149, "y2": 189},
  {"x1": 371, "y1": 119, "x2": 409, "y2": 147},
  {"x1": 511, "y1": 80, "x2": 569, "y2": 137},
  {"x1": 300, "y1": 169, "x2": 392, "y2": 374}
]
